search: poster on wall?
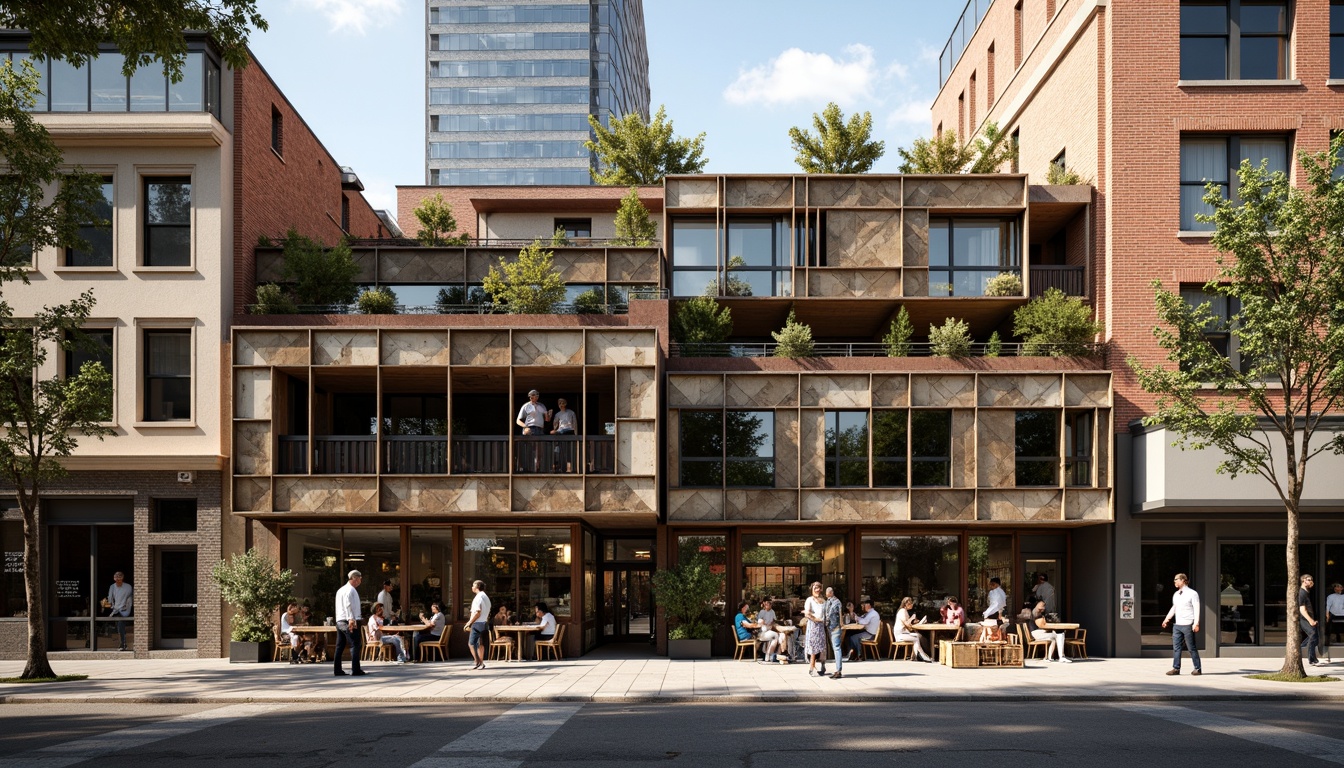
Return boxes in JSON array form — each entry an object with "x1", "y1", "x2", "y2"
[{"x1": 1120, "y1": 582, "x2": 1135, "y2": 619}]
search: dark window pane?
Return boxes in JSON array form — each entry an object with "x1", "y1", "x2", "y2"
[
  {"x1": 680, "y1": 411, "x2": 722, "y2": 457},
  {"x1": 724, "y1": 411, "x2": 772, "y2": 459},
  {"x1": 1240, "y1": 3, "x2": 1287, "y2": 34},
  {"x1": 911, "y1": 410, "x2": 951, "y2": 460},
  {"x1": 1181, "y1": 3, "x2": 1229, "y2": 34},
  {"x1": 1181, "y1": 37, "x2": 1228, "y2": 79},
  {"x1": 873, "y1": 459, "x2": 907, "y2": 487},
  {"x1": 1240, "y1": 37, "x2": 1287, "y2": 79},
  {"x1": 1016, "y1": 410, "x2": 1058, "y2": 486},
  {"x1": 66, "y1": 178, "x2": 113, "y2": 266},
  {"x1": 928, "y1": 221, "x2": 950, "y2": 267},
  {"x1": 1332, "y1": 36, "x2": 1344, "y2": 80},
  {"x1": 911, "y1": 460, "x2": 949, "y2": 487},
  {"x1": 725, "y1": 460, "x2": 773, "y2": 487},
  {"x1": 147, "y1": 377, "x2": 191, "y2": 420},
  {"x1": 680, "y1": 460, "x2": 722, "y2": 487},
  {"x1": 146, "y1": 227, "x2": 190, "y2": 266},
  {"x1": 837, "y1": 460, "x2": 868, "y2": 487},
  {"x1": 154, "y1": 499, "x2": 197, "y2": 532},
  {"x1": 145, "y1": 330, "x2": 190, "y2": 421},
  {"x1": 1334, "y1": 3, "x2": 1344, "y2": 33},
  {"x1": 1015, "y1": 460, "x2": 1057, "y2": 486}
]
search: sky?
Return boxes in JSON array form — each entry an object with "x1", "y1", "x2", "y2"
[{"x1": 247, "y1": 0, "x2": 965, "y2": 217}]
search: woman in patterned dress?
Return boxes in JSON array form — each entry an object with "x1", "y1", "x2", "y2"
[{"x1": 803, "y1": 582, "x2": 828, "y2": 676}]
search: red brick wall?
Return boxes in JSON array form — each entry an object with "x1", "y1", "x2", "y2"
[
  {"x1": 232, "y1": 55, "x2": 383, "y2": 314},
  {"x1": 396, "y1": 185, "x2": 664, "y2": 240}
]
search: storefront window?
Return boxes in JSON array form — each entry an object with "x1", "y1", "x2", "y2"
[
  {"x1": 966, "y1": 535, "x2": 1012, "y2": 617},
  {"x1": 741, "y1": 534, "x2": 846, "y2": 622},
  {"x1": 49, "y1": 521, "x2": 133, "y2": 651},
  {"x1": 409, "y1": 528, "x2": 452, "y2": 619},
  {"x1": 287, "y1": 528, "x2": 344, "y2": 623},
  {"x1": 677, "y1": 534, "x2": 727, "y2": 616},
  {"x1": 1141, "y1": 543, "x2": 1195, "y2": 647},
  {"x1": 862, "y1": 535, "x2": 959, "y2": 620},
  {"x1": 1263, "y1": 544, "x2": 1317, "y2": 648},
  {"x1": 1, "y1": 519, "x2": 24, "y2": 617},
  {"x1": 1219, "y1": 543, "x2": 1256, "y2": 646},
  {"x1": 462, "y1": 527, "x2": 572, "y2": 621}
]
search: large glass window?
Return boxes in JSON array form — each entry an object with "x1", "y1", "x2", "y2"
[
  {"x1": 144, "y1": 329, "x2": 190, "y2": 421},
  {"x1": 679, "y1": 411, "x2": 722, "y2": 487},
  {"x1": 461, "y1": 527, "x2": 572, "y2": 621},
  {"x1": 825, "y1": 411, "x2": 868, "y2": 487},
  {"x1": 862, "y1": 535, "x2": 960, "y2": 620},
  {"x1": 430, "y1": 4, "x2": 590, "y2": 23},
  {"x1": 1180, "y1": 135, "x2": 1288, "y2": 230},
  {"x1": 408, "y1": 528, "x2": 453, "y2": 619},
  {"x1": 679, "y1": 410, "x2": 775, "y2": 487},
  {"x1": 285, "y1": 528, "x2": 400, "y2": 621},
  {"x1": 429, "y1": 87, "x2": 589, "y2": 105},
  {"x1": 966, "y1": 535, "x2": 1013, "y2": 618},
  {"x1": 430, "y1": 168, "x2": 593, "y2": 186},
  {"x1": 724, "y1": 219, "x2": 791, "y2": 297},
  {"x1": 431, "y1": 59, "x2": 590, "y2": 78},
  {"x1": 29, "y1": 51, "x2": 214, "y2": 115},
  {"x1": 677, "y1": 534, "x2": 727, "y2": 616},
  {"x1": 65, "y1": 176, "x2": 113, "y2": 267},
  {"x1": 428, "y1": 141, "x2": 588, "y2": 159},
  {"x1": 670, "y1": 219, "x2": 718, "y2": 297},
  {"x1": 50, "y1": 59, "x2": 89, "y2": 111},
  {"x1": 742, "y1": 534, "x2": 846, "y2": 616},
  {"x1": 911, "y1": 410, "x2": 952, "y2": 486},
  {"x1": 1065, "y1": 411, "x2": 1094, "y2": 487},
  {"x1": 1180, "y1": 286, "x2": 1252, "y2": 374},
  {"x1": 1334, "y1": 1, "x2": 1344, "y2": 79},
  {"x1": 49, "y1": 521, "x2": 133, "y2": 651},
  {"x1": 1, "y1": 519, "x2": 23, "y2": 618},
  {"x1": 873, "y1": 411, "x2": 908, "y2": 487},
  {"x1": 1263, "y1": 543, "x2": 1317, "y2": 648},
  {"x1": 433, "y1": 113, "x2": 590, "y2": 132},
  {"x1": 928, "y1": 219, "x2": 1021, "y2": 296},
  {"x1": 1219, "y1": 543, "x2": 1257, "y2": 646},
  {"x1": 1015, "y1": 410, "x2": 1059, "y2": 486},
  {"x1": 143, "y1": 177, "x2": 191, "y2": 266},
  {"x1": 432, "y1": 32, "x2": 590, "y2": 50},
  {"x1": 1141, "y1": 543, "x2": 1195, "y2": 647},
  {"x1": 90, "y1": 54, "x2": 128, "y2": 111},
  {"x1": 1180, "y1": 1, "x2": 1289, "y2": 80}
]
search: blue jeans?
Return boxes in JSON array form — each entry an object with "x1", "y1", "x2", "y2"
[
  {"x1": 468, "y1": 621, "x2": 488, "y2": 648},
  {"x1": 334, "y1": 620, "x2": 362, "y2": 673},
  {"x1": 828, "y1": 628, "x2": 843, "y2": 673},
  {"x1": 848, "y1": 630, "x2": 874, "y2": 656},
  {"x1": 1172, "y1": 624, "x2": 1201, "y2": 671},
  {"x1": 111, "y1": 611, "x2": 131, "y2": 649},
  {"x1": 1301, "y1": 621, "x2": 1319, "y2": 663}
]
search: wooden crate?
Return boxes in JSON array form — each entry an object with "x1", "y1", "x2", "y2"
[
  {"x1": 942, "y1": 641, "x2": 982, "y2": 668},
  {"x1": 940, "y1": 640, "x2": 1024, "y2": 668}
]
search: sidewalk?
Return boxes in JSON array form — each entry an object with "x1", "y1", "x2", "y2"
[{"x1": 3, "y1": 651, "x2": 1341, "y2": 704}]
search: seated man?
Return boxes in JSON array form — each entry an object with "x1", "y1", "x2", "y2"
[
  {"x1": 409, "y1": 601, "x2": 446, "y2": 661},
  {"x1": 754, "y1": 598, "x2": 782, "y2": 663},
  {"x1": 367, "y1": 603, "x2": 407, "y2": 663},
  {"x1": 847, "y1": 598, "x2": 882, "y2": 661},
  {"x1": 733, "y1": 601, "x2": 759, "y2": 652}
]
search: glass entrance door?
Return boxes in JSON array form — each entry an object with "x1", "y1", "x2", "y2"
[
  {"x1": 156, "y1": 548, "x2": 197, "y2": 649},
  {"x1": 602, "y1": 567, "x2": 653, "y2": 642}
]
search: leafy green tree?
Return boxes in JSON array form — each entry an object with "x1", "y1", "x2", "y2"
[
  {"x1": 357, "y1": 287, "x2": 397, "y2": 315},
  {"x1": 1128, "y1": 141, "x2": 1344, "y2": 679},
  {"x1": 896, "y1": 122, "x2": 1017, "y2": 174},
  {"x1": 0, "y1": 0, "x2": 266, "y2": 79},
  {"x1": 985, "y1": 331, "x2": 1003, "y2": 358},
  {"x1": 613, "y1": 187, "x2": 657, "y2": 246},
  {"x1": 571, "y1": 287, "x2": 607, "y2": 315},
  {"x1": 482, "y1": 241, "x2": 566, "y2": 314},
  {"x1": 278, "y1": 228, "x2": 360, "y2": 308},
  {"x1": 772, "y1": 309, "x2": 815, "y2": 358},
  {"x1": 413, "y1": 193, "x2": 466, "y2": 246},
  {"x1": 211, "y1": 548, "x2": 296, "y2": 643},
  {"x1": 0, "y1": 61, "x2": 111, "y2": 681},
  {"x1": 1013, "y1": 288, "x2": 1102, "y2": 356},
  {"x1": 929, "y1": 317, "x2": 972, "y2": 358},
  {"x1": 585, "y1": 105, "x2": 707, "y2": 185},
  {"x1": 789, "y1": 102, "x2": 885, "y2": 174},
  {"x1": 883, "y1": 307, "x2": 914, "y2": 357},
  {"x1": 251, "y1": 283, "x2": 296, "y2": 314},
  {"x1": 671, "y1": 296, "x2": 733, "y2": 355},
  {"x1": 984, "y1": 272, "x2": 1023, "y2": 297},
  {"x1": 720, "y1": 255, "x2": 752, "y2": 297}
]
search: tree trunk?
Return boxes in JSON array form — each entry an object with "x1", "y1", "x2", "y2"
[
  {"x1": 20, "y1": 496, "x2": 54, "y2": 679},
  {"x1": 1278, "y1": 500, "x2": 1305, "y2": 678}
]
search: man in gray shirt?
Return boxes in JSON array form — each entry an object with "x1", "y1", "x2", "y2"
[{"x1": 107, "y1": 571, "x2": 133, "y2": 651}]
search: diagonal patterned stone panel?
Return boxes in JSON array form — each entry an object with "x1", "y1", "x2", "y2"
[
  {"x1": 586, "y1": 330, "x2": 656, "y2": 365},
  {"x1": 666, "y1": 178, "x2": 718, "y2": 208},
  {"x1": 234, "y1": 368, "x2": 271, "y2": 420},
  {"x1": 911, "y1": 374, "x2": 976, "y2": 407},
  {"x1": 1064, "y1": 489, "x2": 1112, "y2": 520},
  {"x1": 978, "y1": 490, "x2": 1063, "y2": 521},
  {"x1": 233, "y1": 422, "x2": 271, "y2": 475},
  {"x1": 314, "y1": 331, "x2": 378, "y2": 366},
  {"x1": 513, "y1": 331, "x2": 583, "y2": 366},
  {"x1": 450, "y1": 330, "x2": 509, "y2": 365},
  {"x1": 904, "y1": 177, "x2": 1024, "y2": 208},
  {"x1": 978, "y1": 374, "x2": 1062, "y2": 407},
  {"x1": 668, "y1": 375, "x2": 723, "y2": 407},
  {"x1": 381, "y1": 249, "x2": 458, "y2": 283},
  {"x1": 977, "y1": 410, "x2": 1016, "y2": 488},
  {"x1": 726, "y1": 178, "x2": 793, "y2": 207},
  {"x1": 902, "y1": 269, "x2": 928, "y2": 298},
  {"x1": 382, "y1": 331, "x2": 449, "y2": 366},
  {"x1": 801, "y1": 490, "x2": 907, "y2": 521},
  {"x1": 552, "y1": 251, "x2": 605, "y2": 283},
  {"x1": 233, "y1": 477, "x2": 271, "y2": 512},
  {"x1": 807, "y1": 269, "x2": 901, "y2": 298},
  {"x1": 826, "y1": 211, "x2": 902, "y2": 268},
  {"x1": 275, "y1": 478, "x2": 378, "y2": 513},
  {"x1": 667, "y1": 489, "x2": 724, "y2": 521},
  {"x1": 585, "y1": 477, "x2": 656, "y2": 513},
  {"x1": 902, "y1": 210, "x2": 928, "y2": 268},
  {"x1": 235, "y1": 330, "x2": 307, "y2": 366},
  {"x1": 951, "y1": 410, "x2": 976, "y2": 487},
  {"x1": 618, "y1": 421, "x2": 656, "y2": 475},
  {"x1": 801, "y1": 375, "x2": 870, "y2": 408},
  {"x1": 910, "y1": 490, "x2": 975, "y2": 521},
  {"x1": 798, "y1": 410, "x2": 826, "y2": 487},
  {"x1": 477, "y1": 478, "x2": 511, "y2": 512},
  {"x1": 512, "y1": 477, "x2": 584, "y2": 512},
  {"x1": 775, "y1": 411, "x2": 799, "y2": 489},
  {"x1": 618, "y1": 367, "x2": 658, "y2": 418},
  {"x1": 725, "y1": 374, "x2": 798, "y2": 408},
  {"x1": 871, "y1": 375, "x2": 909, "y2": 407},
  {"x1": 381, "y1": 477, "x2": 475, "y2": 513},
  {"x1": 606, "y1": 250, "x2": 660, "y2": 282},
  {"x1": 726, "y1": 489, "x2": 797, "y2": 521},
  {"x1": 1064, "y1": 374, "x2": 1111, "y2": 407}
]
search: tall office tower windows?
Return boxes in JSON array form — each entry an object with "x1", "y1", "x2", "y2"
[{"x1": 426, "y1": 0, "x2": 651, "y2": 185}]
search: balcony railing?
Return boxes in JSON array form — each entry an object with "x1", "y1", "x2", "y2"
[
  {"x1": 274, "y1": 434, "x2": 616, "y2": 475},
  {"x1": 313, "y1": 436, "x2": 377, "y2": 475},
  {"x1": 1029, "y1": 265, "x2": 1086, "y2": 297},
  {"x1": 384, "y1": 435, "x2": 448, "y2": 474},
  {"x1": 277, "y1": 435, "x2": 308, "y2": 474},
  {"x1": 342, "y1": 237, "x2": 661, "y2": 248},
  {"x1": 245, "y1": 301, "x2": 637, "y2": 316},
  {"x1": 452, "y1": 435, "x2": 615, "y2": 474},
  {"x1": 670, "y1": 341, "x2": 1107, "y2": 358}
]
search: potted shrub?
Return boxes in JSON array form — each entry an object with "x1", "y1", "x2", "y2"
[
  {"x1": 1013, "y1": 288, "x2": 1103, "y2": 356},
  {"x1": 211, "y1": 548, "x2": 296, "y2": 663},
  {"x1": 651, "y1": 555, "x2": 724, "y2": 659}
]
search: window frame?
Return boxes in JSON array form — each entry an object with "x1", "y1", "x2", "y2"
[
  {"x1": 824, "y1": 410, "x2": 869, "y2": 488},
  {"x1": 64, "y1": 326, "x2": 114, "y2": 422},
  {"x1": 1014, "y1": 409, "x2": 1061, "y2": 487},
  {"x1": 141, "y1": 175, "x2": 192, "y2": 268},
  {"x1": 910, "y1": 409, "x2": 952, "y2": 487},
  {"x1": 1180, "y1": 0, "x2": 1291, "y2": 81},
  {"x1": 1180, "y1": 284, "x2": 1255, "y2": 375},
  {"x1": 927, "y1": 217, "x2": 1022, "y2": 297},
  {"x1": 1332, "y1": 1, "x2": 1344, "y2": 79},
  {"x1": 63, "y1": 174, "x2": 114, "y2": 268},
  {"x1": 1179, "y1": 133, "x2": 1290, "y2": 232},
  {"x1": 142, "y1": 327, "x2": 192, "y2": 423},
  {"x1": 1064, "y1": 410, "x2": 1094, "y2": 487},
  {"x1": 554, "y1": 218, "x2": 593, "y2": 239}
]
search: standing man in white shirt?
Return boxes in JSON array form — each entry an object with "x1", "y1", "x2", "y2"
[
  {"x1": 334, "y1": 570, "x2": 366, "y2": 677},
  {"x1": 1161, "y1": 572, "x2": 1201, "y2": 676},
  {"x1": 376, "y1": 580, "x2": 395, "y2": 623},
  {"x1": 983, "y1": 577, "x2": 1007, "y2": 624},
  {"x1": 1326, "y1": 582, "x2": 1344, "y2": 659},
  {"x1": 465, "y1": 579, "x2": 491, "y2": 670},
  {"x1": 1032, "y1": 573, "x2": 1056, "y2": 615},
  {"x1": 515, "y1": 389, "x2": 551, "y2": 472},
  {"x1": 107, "y1": 571, "x2": 133, "y2": 651}
]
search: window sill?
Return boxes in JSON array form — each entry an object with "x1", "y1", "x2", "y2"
[
  {"x1": 54, "y1": 266, "x2": 118, "y2": 273},
  {"x1": 1177, "y1": 231, "x2": 1214, "y2": 239},
  {"x1": 1177, "y1": 79, "x2": 1302, "y2": 88},
  {"x1": 133, "y1": 420, "x2": 197, "y2": 429},
  {"x1": 131, "y1": 266, "x2": 195, "y2": 274}
]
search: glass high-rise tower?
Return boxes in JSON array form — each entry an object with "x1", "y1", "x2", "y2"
[{"x1": 426, "y1": 0, "x2": 650, "y2": 186}]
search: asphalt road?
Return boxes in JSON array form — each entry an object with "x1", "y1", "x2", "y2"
[{"x1": 2, "y1": 700, "x2": 1342, "y2": 767}]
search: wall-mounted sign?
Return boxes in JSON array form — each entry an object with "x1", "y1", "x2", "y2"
[
  {"x1": 1120, "y1": 582, "x2": 1136, "y2": 619},
  {"x1": 56, "y1": 579, "x2": 83, "y2": 599},
  {"x1": 4, "y1": 551, "x2": 22, "y2": 573}
]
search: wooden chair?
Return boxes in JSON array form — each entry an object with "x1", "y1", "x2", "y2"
[
  {"x1": 362, "y1": 632, "x2": 394, "y2": 662},
  {"x1": 489, "y1": 627, "x2": 516, "y2": 662},
  {"x1": 733, "y1": 632, "x2": 758, "y2": 661},
  {"x1": 1018, "y1": 623, "x2": 1051, "y2": 660},
  {"x1": 860, "y1": 622, "x2": 886, "y2": 660},
  {"x1": 418, "y1": 626, "x2": 451, "y2": 662},
  {"x1": 1066, "y1": 628, "x2": 1088, "y2": 659},
  {"x1": 888, "y1": 622, "x2": 914, "y2": 660},
  {"x1": 535, "y1": 624, "x2": 566, "y2": 661},
  {"x1": 272, "y1": 631, "x2": 293, "y2": 662}
]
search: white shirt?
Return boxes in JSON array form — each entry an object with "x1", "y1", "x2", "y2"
[
  {"x1": 517, "y1": 401, "x2": 548, "y2": 428},
  {"x1": 537, "y1": 612, "x2": 557, "y2": 636},
  {"x1": 804, "y1": 596, "x2": 826, "y2": 622},
  {"x1": 470, "y1": 591, "x2": 491, "y2": 623},
  {"x1": 335, "y1": 581, "x2": 361, "y2": 623},
  {"x1": 1034, "y1": 581, "x2": 1056, "y2": 613},
  {"x1": 1326, "y1": 592, "x2": 1344, "y2": 618},
  {"x1": 984, "y1": 586, "x2": 1007, "y2": 618},
  {"x1": 858, "y1": 608, "x2": 881, "y2": 636},
  {"x1": 280, "y1": 612, "x2": 297, "y2": 635},
  {"x1": 1164, "y1": 587, "x2": 1201, "y2": 626},
  {"x1": 895, "y1": 608, "x2": 917, "y2": 635},
  {"x1": 377, "y1": 589, "x2": 394, "y2": 619}
]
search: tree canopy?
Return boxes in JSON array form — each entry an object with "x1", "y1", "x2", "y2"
[
  {"x1": 1128, "y1": 139, "x2": 1344, "y2": 679},
  {"x1": 585, "y1": 105, "x2": 707, "y2": 185},
  {"x1": 788, "y1": 102, "x2": 885, "y2": 174},
  {"x1": 0, "y1": 0, "x2": 266, "y2": 78},
  {"x1": 482, "y1": 241, "x2": 566, "y2": 314},
  {"x1": 413, "y1": 193, "x2": 466, "y2": 246},
  {"x1": 612, "y1": 187, "x2": 657, "y2": 246},
  {"x1": 896, "y1": 122, "x2": 1017, "y2": 174}
]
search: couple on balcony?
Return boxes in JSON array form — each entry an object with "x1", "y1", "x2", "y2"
[{"x1": 516, "y1": 389, "x2": 578, "y2": 472}]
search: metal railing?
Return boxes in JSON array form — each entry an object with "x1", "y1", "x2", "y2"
[
  {"x1": 277, "y1": 435, "x2": 308, "y2": 474},
  {"x1": 384, "y1": 435, "x2": 448, "y2": 474},
  {"x1": 939, "y1": 0, "x2": 994, "y2": 87},
  {"x1": 245, "y1": 301, "x2": 638, "y2": 316},
  {"x1": 1029, "y1": 265, "x2": 1086, "y2": 297},
  {"x1": 277, "y1": 433, "x2": 617, "y2": 474},
  {"x1": 670, "y1": 341, "x2": 1106, "y2": 358},
  {"x1": 339, "y1": 237, "x2": 661, "y2": 249},
  {"x1": 312, "y1": 435, "x2": 377, "y2": 475},
  {"x1": 450, "y1": 435, "x2": 615, "y2": 474}
]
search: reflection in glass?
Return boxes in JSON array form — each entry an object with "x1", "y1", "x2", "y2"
[
  {"x1": 286, "y1": 528, "x2": 343, "y2": 622},
  {"x1": 50, "y1": 60, "x2": 89, "y2": 111},
  {"x1": 872, "y1": 411, "x2": 908, "y2": 486},
  {"x1": 168, "y1": 53, "x2": 204, "y2": 111},
  {"x1": 1219, "y1": 544, "x2": 1256, "y2": 646},
  {"x1": 911, "y1": 410, "x2": 951, "y2": 486},
  {"x1": 862, "y1": 535, "x2": 959, "y2": 620},
  {"x1": 725, "y1": 411, "x2": 773, "y2": 487},
  {"x1": 462, "y1": 527, "x2": 571, "y2": 621},
  {"x1": 825, "y1": 411, "x2": 868, "y2": 487},
  {"x1": 409, "y1": 528, "x2": 453, "y2": 619},
  {"x1": 1015, "y1": 410, "x2": 1059, "y2": 486},
  {"x1": 90, "y1": 55, "x2": 127, "y2": 111},
  {"x1": 129, "y1": 63, "x2": 165, "y2": 111},
  {"x1": 742, "y1": 534, "x2": 845, "y2": 618},
  {"x1": 66, "y1": 177, "x2": 113, "y2": 267},
  {"x1": 1142, "y1": 543, "x2": 1195, "y2": 646},
  {"x1": 966, "y1": 535, "x2": 1012, "y2": 617}
]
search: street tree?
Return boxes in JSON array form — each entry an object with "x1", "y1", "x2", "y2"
[
  {"x1": 789, "y1": 102, "x2": 885, "y2": 174},
  {"x1": 896, "y1": 122, "x2": 1017, "y2": 174},
  {"x1": 0, "y1": 62, "x2": 111, "y2": 680},
  {"x1": 0, "y1": 0, "x2": 266, "y2": 78},
  {"x1": 1128, "y1": 140, "x2": 1344, "y2": 679},
  {"x1": 586, "y1": 105, "x2": 707, "y2": 185}
]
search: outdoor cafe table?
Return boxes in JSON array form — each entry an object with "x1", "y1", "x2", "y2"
[
  {"x1": 493, "y1": 624, "x2": 542, "y2": 661},
  {"x1": 912, "y1": 623, "x2": 961, "y2": 661}
]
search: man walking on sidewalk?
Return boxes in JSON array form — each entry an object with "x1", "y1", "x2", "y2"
[
  {"x1": 1299, "y1": 574, "x2": 1320, "y2": 667},
  {"x1": 334, "y1": 570, "x2": 366, "y2": 677},
  {"x1": 1161, "y1": 573, "x2": 1201, "y2": 676}
]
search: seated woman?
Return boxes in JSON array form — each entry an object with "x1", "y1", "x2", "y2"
[
  {"x1": 297, "y1": 605, "x2": 325, "y2": 662},
  {"x1": 367, "y1": 603, "x2": 408, "y2": 663},
  {"x1": 1030, "y1": 600, "x2": 1072, "y2": 663},
  {"x1": 940, "y1": 596, "x2": 966, "y2": 629},
  {"x1": 894, "y1": 597, "x2": 933, "y2": 662},
  {"x1": 279, "y1": 602, "x2": 302, "y2": 663}
]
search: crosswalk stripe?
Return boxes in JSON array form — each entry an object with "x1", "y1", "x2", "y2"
[
  {"x1": 0, "y1": 703, "x2": 284, "y2": 768},
  {"x1": 407, "y1": 702, "x2": 584, "y2": 768},
  {"x1": 1115, "y1": 703, "x2": 1344, "y2": 765}
]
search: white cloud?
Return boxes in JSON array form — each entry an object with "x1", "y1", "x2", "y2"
[
  {"x1": 723, "y1": 44, "x2": 882, "y2": 108},
  {"x1": 885, "y1": 100, "x2": 932, "y2": 130},
  {"x1": 358, "y1": 176, "x2": 398, "y2": 218},
  {"x1": 292, "y1": 0, "x2": 402, "y2": 35}
]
